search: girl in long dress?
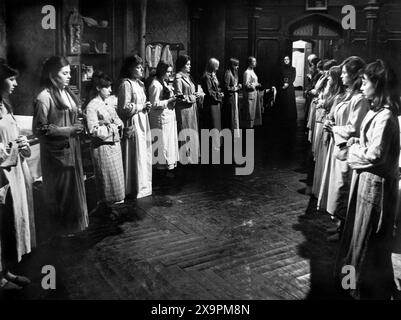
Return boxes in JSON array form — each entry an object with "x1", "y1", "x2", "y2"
[
  {"x1": 336, "y1": 60, "x2": 400, "y2": 299},
  {"x1": 117, "y1": 55, "x2": 152, "y2": 199},
  {"x1": 310, "y1": 60, "x2": 338, "y2": 157},
  {"x1": 33, "y1": 56, "x2": 88, "y2": 237},
  {"x1": 223, "y1": 58, "x2": 242, "y2": 138},
  {"x1": 312, "y1": 65, "x2": 345, "y2": 199},
  {"x1": 318, "y1": 56, "x2": 370, "y2": 241},
  {"x1": 86, "y1": 71, "x2": 125, "y2": 205},
  {"x1": 307, "y1": 60, "x2": 326, "y2": 144},
  {"x1": 243, "y1": 56, "x2": 262, "y2": 128},
  {"x1": 0, "y1": 63, "x2": 35, "y2": 290},
  {"x1": 148, "y1": 61, "x2": 179, "y2": 173},
  {"x1": 174, "y1": 55, "x2": 203, "y2": 165},
  {"x1": 304, "y1": 60, "x2": 328, "y2": 194},
  {"x1": 304, "y1": 57, "x2": 321, "y2": 126}
]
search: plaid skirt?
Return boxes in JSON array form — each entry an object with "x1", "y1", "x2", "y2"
[{"x1": 91, "y1": 142, "x2": 125, "y2": 203}]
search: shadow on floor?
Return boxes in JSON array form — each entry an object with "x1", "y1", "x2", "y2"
[
  {"x1": 292, "y1": 197, "x2": 352, "y2": 300},
  {"x1": 0, "y1": 200, "x2": 149, "y2": 300}
]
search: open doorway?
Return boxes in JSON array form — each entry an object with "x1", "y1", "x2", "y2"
[
  {"x1": 292, "y1": 40, "x2": 313, "y2": 91},
  {"x1": 288, "y1": 14, "x2": 344, "y2": 91}
]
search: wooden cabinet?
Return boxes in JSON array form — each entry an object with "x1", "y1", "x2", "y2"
[{"x1": 65, "y1": 0, "x2": 117, "y2": 104}]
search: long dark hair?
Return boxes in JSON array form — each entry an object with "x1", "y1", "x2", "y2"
[
  {"x1": 317, "y1": 59, "x2": 327, "y2": 72},
  {"x1": 155, "y1": 60, "x2": 171, "y2": 79},
  {"x1": 364, "y1": 59, "x2": 400, "y2": 114},
  {"x1": 316, "y1": 74, "x2": 329, "y2": 92},
  {"x1": 314, "y1": 60, "x2": 336, "y2": 93},
  {"x1": 323, "y1": 59, "x2": 337, "y2": 71},
  {"x1": 341, "y1": 56, "x2": 366, "y2": 94},
  {"x1": 323, "y1": 66, "x2": 345, "y2": 112},
  {"x1": 155, "y1": 60, "x2": 173, "y2": 100},
  {"x1": 0, "y1": 62, "x2": 19, "y2": 113},
  {"x1": 40, "y1": 56, "x2": 80, "y2": 110},
  {"x1": 228, "y1": 58, "x2": 239, "y2": 79}
]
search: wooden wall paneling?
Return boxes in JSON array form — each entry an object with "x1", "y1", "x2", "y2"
[
  {"x1": 364, "y1": 1, "x2": 380, "y2": 60},
  {"x1": 225, "y1": 3, "x2": 248, "y2": 32},
  {"x1": 379, "y1": 39, "x2": 401, "y2": 84},
  {"x1": 256, "y1": 10, "x2": 280, "y2": 32},
  {"x1": 221, "y1": 0, "x2": 401, "y2": 93},
  {"x1": 226, "y1": 36, "x2": 248, "y2": 83},
  {"x1": 377, "y1": 28, "x2": 401, "y2": 79},
  {"x1": 5, "y1": 0, "x2": 58, "y2": 115},
  {"x1": 190, "y1": 6, "x2": 203, "y2": 81},
  {"x1": 255, "y1": 37, "x2": 280, "y2": 87},
  {"x1": 123, "y1": 0, "x2": 136, "y2": 56},
  {"x1": 356, "y1": 7, "x2": 368, "y2": 31},
  {"x1": 113, "y1": 0, "x2": 126, "y2": 79},
  {"x1": 349, "y1": 39, "x2": 367, "y2": 60},
  {"x1": 0, "y1": 0, "x2": 6, "y2": 59},
  {"x1": 248, "y1": 6, "x2": 262, "y2": 57},
  {"x1": 382, "y1": 9, "x2": 401, "y2": 33},
  {"x1": 198, "y1": 2, "x2": 226, "y2": 80}
]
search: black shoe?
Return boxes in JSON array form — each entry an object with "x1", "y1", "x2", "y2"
[
  {"x1": 0, "y1": 278, "x2": 22, "y2": 291},
  {"x1": 5, "y1": 273, "x2": 31, "y2": 287},
  {"x1": 327, "y1": 232, "x2": 341, "y2": 242},
  {"x1": 299, "y1": 213, "x2": 315, "y2": 220},
  {"x1": 297, "y1": 187, "x2": 312, "y2": 196},
  {"x1": 294, "y1": 167, "x2": 307, "y2": 173}
]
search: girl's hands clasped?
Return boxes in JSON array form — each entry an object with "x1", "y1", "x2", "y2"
[
  {"x1": 323, "y1": 119, "x2": 334, "y2": 132},
  {"x1": 142, "y1": 101, "x2": 152, "y2": 112}
]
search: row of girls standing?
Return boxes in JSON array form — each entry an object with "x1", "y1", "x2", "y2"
[
  {"x1": 304, "y1": 55, "x2": 401, "y2": 299},
  {"x1": 87, "y1": 53, "x2": 260, "y2": 206},
  {"x1": 96, "y1": 53, "x2": 205, "y2": 202},
  {"x1": 0, "y1": 54, "x2": 184, "y2": 290},
  {"x1": 87, "y1": 54, "x2": 199, "y2": 205},
  {"x1": 30, "y1": 52, "x2": 294, "y2": 239}
]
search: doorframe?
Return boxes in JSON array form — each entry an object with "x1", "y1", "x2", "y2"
[{"x1": 284, "y1": 13, "x2": 343, "y2": 58}]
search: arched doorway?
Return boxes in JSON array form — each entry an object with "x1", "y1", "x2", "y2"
[{"x1": 286, "y1": 14, "x2": 344, "y2": 89}]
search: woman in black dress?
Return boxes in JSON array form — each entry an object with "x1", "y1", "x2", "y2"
[{"x1": 276, "y1": 56, "x2": 297, "y2": 126}]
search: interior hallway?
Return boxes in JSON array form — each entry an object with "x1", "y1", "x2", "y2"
[{"x1": 1, "y1": 92, "x2": 346, "y2": 300}]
